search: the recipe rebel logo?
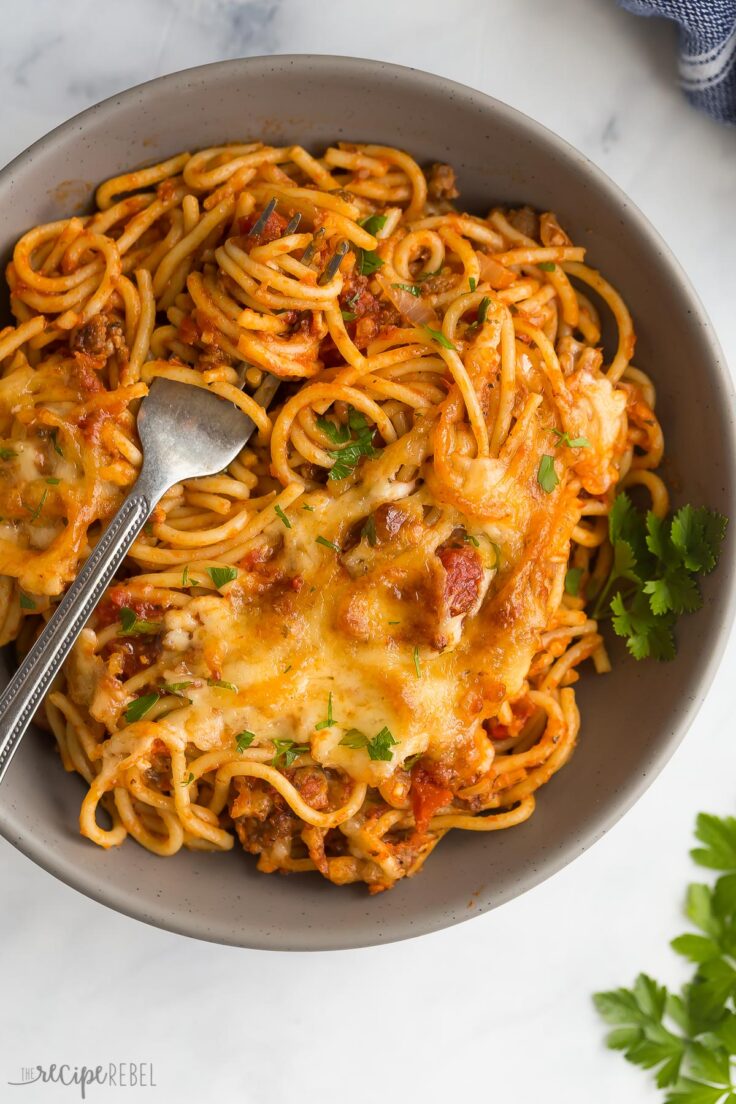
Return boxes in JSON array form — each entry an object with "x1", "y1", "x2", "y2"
[{"x1": 7, "y1": 1063, "x2": 157, "y2": 1097}]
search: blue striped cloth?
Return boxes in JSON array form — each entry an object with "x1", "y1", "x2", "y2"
[{"x1": 619, "y1": 1, "x2": 736, "y2": 123}]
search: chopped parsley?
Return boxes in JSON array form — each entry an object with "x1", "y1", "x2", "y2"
[
  {"x1": 0, "y1": 448, "x2": 16, "y2": 461},
  {"x1": 412, "y1": 645, "x2": 421, "y2": 678},
  {"x1": 207, "y1": 565, "x2": 238, "y2": 589},
  {"x1": 119, "y1": 607, "x2": 162, "y2": 636},
  {"x1": 341, "y1": 309, "x2": 357, "y2": 322},
  {"x1": 235, "y1": 731, "x2": 256, "y2": 752},
  {"x1": 538, "y1": 261, "x2": 556, "y2": 272},
  {"x1": 161, "y1": 681, "x2": 193, "y2": 696},
  {"x1": 27, "y1": 488, "x2": 48, "y2": 522},
  {"x1": 207, "y1": 678, "x2": 237, "y2": 692},
  {"x1": 418, "y1": 266, "x2": 442, "y2": 281},
  {"x1": 551, "y1": 428, "x2": 591, "y2": 449},
  {"x1": 339, "y1": 725, "x2": 397, "y2": 762},
  {"x1": 423, "y1": 326, "x2": 457, "y2": 351},
  {"x1": 355, "y1": 248, "x2": 384, "y2": 276},
  {"x1": 315, "y1": 535, "x2": 339, "y2": 552},
  {"x1": 315, "y1": 692, "x2": 336, "y2": 730},
  {"x1": 359, "y1": 213, "x2": 387, "y2": 236},
  {"x1": 19, "y1": 592, "x2": 36, "y2": 610},
  {"x1": 124, "y1": 692, "x2": 160, "y2": 723},
  {"x1": 270, "y1": 739, "x2": 307, "y2": 768},
  {"x1": 50, "y1": 430, "x2": 63, "y2": 457},
  {"x1": 301, "y1": 504, "x2": 315, "y2": 512},
  {"x1": 319, "y1": 407, "x2": 380, "y2": 482},
  {"x1": 391, "y1": 282, "x2": 421, "y2": 298},
  {"x1": 537, "y1": 455, "x2": 559, "y2": 494},
  {"x1": 274, "y1": 503, "x2": 291, "y2": 529},
  {"x1": 362, "y1": 515, "x2": 377, "y2": 546},
  {"x1": 564, "y1": 567, "x2": 583, "y2": 597},
  {"x1": 403, "y1": 753, "x2": 423, "y2": 770},
  {"x1": 468, "y1": 276, "x2": 477, "y2": 292},
  {"x1": 593, "y1": 495, "x2": 727, "y2": 661},
  {"x1": 181, "y1": 565, "x2": 200, "y2": 587},
  {"x1": 345, "y1": 288, "x2": 362, "y2": 309},
  {"x1": 45, "y1": 477, "x2": 61, "y2": 485},
  {"x1": 180, "y1": 772, "x2": 195, "y2": 786},
  {"x1": 463, "y1": 533, "x2": 480, "y2": 547}
]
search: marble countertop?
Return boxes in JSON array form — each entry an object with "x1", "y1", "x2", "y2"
[{"x1": 1, "y1": 1, "x2": 735, "y2": 1101}]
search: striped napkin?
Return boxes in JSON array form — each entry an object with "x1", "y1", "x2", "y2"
[{"x1": 619, "y1": 0, "x2": 736, "y2": 123}]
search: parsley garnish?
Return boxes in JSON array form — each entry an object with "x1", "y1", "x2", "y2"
[
  {"x1": 412, "y1": 645, "x2": 421, "y2": 677},
  {"x1": 274, "y1": 503, "x2": 291, "y2": 529},
  {"x1": 345, "y1": 288, "x2": 361, "y2": 309},
  {"x1": 551, "y1": 428, "x2": 591, "y2": 449},
  {"x1": 595, "y1": 812, "x2": 736, "y2": 1100},
  {"x1": 403, "y1": 753, "x2": 422, "y2": 770},
  {"x1": 207, "y1": 565, "x2": 238, "y2": 589},
  {"x1": 161, "y1": 681, "x2": 193, "y2": 695},
  {"x1": 207, "y1": 678, "x2": 237, "y2": 692},
  {"x1": 320, "y1": 407, "x2": 380, "y2": 481},
  {"x1": 463, "y1": 534, "x2": 480, "y2": 547},
  {"x1": 362, "y1": 515, "x2": 377, "y2": 546},
  {"x1": 423, "y1": 326, "x2": 457, "y2": 351},
  {"x1": 27, "y1": 488, "x2": 48, "y2": 522},
  {"x1": 359, "y1": 214, "x2": 387, "y2": 236},
  {"x1": 315, "y1": 692, "x2": 335, "y2": 731},
  {"x1": 181, "y1": 565, "x2": 200, "y2": 587},
  {"x1": 476, "y1": 297, "x2": 490, "y2": 325},
  {"x1": 119, "y1": 607, "x2": 161, "y2": 636},
  {"x1": 0, "y1": 448, "x2": 16, "y2": 461},
  {"x1": 235, "y1": 731, "x2": 255, "y2": 752},
  {"x1": 418, "y1": 266, "x2": 442, "y2": 281},
  {"x1": 270, "y1": 739, "x2": 307, "y2": 768},
  {"x1": 302, "y1": 504, "x2": 315, "y2": 512},
  {"x1": 45, "y1": 477, "x2": 60, "y2": 485},
  {"x1": 339, "y1": 726, "x2": 397, "y2": 762},
  {"x1": 355, "y1": 248, "x2": 384, "y2": 276},
  {"x1": 180, "y1": 772, "x2": 195, "y2": 786},
  {"x1": 19, "y1": 592, "x2": 36, "y2": 610},
  {"x1": 537, "y1": 455, "x2": 559, "y2": 493},
  {"x1": 538, "y1": 261, "x2": 556, "y2": 272},
  {"x1": 593, "y1": 495, "x2": 727, "y2": 661},
  {"x1": 316, "y1": 535, "x2": 339, "y2": 552},
  {"x1": 468, "y1": 277, "x2": 477, "y2": 292},
  {"x1": 50, "y1": 430, "x2": 63, "y2": 457},
  {"x1": 124, "y1": 693, "x2": 160, "y2": 723},
  {"x1": 391, "y1": 282, "x2": 421, "y2": 298},
  {"x1": 341, "y1": 309, "x2": 357, "y2": 322},
  {"x1": 564, "y1": 567, "x2": 583, "y2": 597}
]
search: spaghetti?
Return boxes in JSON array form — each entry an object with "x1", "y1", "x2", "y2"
[{"x1": 0, "y1": 142, "x2": 666, "y2": 891}]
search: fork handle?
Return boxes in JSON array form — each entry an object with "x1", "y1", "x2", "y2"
[{"x1": 0, "y1": 473, "x2": 166, "y2": 783}]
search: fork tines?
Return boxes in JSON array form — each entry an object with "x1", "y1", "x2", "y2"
[
  {"x1": 283, "y1": 212, "x2": 302, "y2": 236},
  {"x1": 247, "y1": 196, "x2": 278, "y2": 238},
  {"x1": 319, "y1": 240, "x2": 349, "y2": 285}
]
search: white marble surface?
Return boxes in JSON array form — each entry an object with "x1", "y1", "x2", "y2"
[{"x1": 1, "y1": 2, "x2": 735, "y2": 1101}]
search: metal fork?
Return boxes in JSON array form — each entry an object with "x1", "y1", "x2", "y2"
[{"x1": 0, "y1": 372, "x2": 279, "y2": 784}]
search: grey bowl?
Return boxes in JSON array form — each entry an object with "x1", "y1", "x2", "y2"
[{"x1": 0, "y1": 56, "x2": 733, "y2": 951}]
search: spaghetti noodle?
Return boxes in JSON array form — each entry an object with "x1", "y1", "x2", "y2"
[{"x1": 0, "y1": 142, "x2": 666, "y2": 891}]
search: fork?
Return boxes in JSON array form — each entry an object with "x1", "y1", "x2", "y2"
[{"x1": 0, "y1": 371, "x2": 280, "y2": 784}]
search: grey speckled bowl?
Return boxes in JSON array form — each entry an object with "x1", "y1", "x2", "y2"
[{"x1": 0, "y1": 56, "x2": 734, "y2": 950}]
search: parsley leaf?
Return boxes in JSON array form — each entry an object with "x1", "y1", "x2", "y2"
[
  {"x1": 594, "y1": 495, "x2": 727, "y2": 660},
  {"x1": 341, "y1": 309, "x2": 357, "y2": 322},
  {"x1": 119, "y1": 607, "x2": 162, "y2": 636},
  {"x1": 468, "y1": 276, "x2": 477, "y2": 292},
  {"x1": 19, "y1": 592, "x2": 36, "y2": 610},
  {"x1": 315, "y1": 692, "x2": 335, "y2": 730},
  {"x1": 595, "y1": 812, "x2": 736, "y2": 1100},
  {"x1": 551, "y1": 428, "x2": 591, "y2": 449},
  {"x1": 207, "y1": 678, "x2": 237, "y2": 692},
  {"x1": 274, "y1": 503, "x2": 291, "y2": 529},
  {"x1": 392, "y1": 282, "x2": 421, "y2": 298},
  {"x1": 180, "y1": 772, "x2": 195, "y2": 786},
  {"x1": 538, "y1": 261, "x2": 556, "y2": 272},
  {"x1": 50, "y1": 430, "x2": 63, "y2": 457},
  {"x1": 161, "y1": 681, "x2": 193, "y2": 696},
  {"x1": 316, "y1": 535, "x2": 339, "y2": 552},
  {"x1": 423, "y1": 326, "x2": 457, "y2": 351},
  {"x1": 207, "y1": 565, "x2": 238, "y2": 589},
  {"x1": 323, "y1": 406, "x2": 380, "y2": 481},
  {"x1": 339, "y1": 725, "x2": 398, "y2": 762},
  {"x1": 27, "y1": 488, "x2": 48, "y2": 522},
  {"x1": 362, "y1": 515, "x2": 377, "y2": 546},
  {"x1": 359, "y1": 214, "x2": 387, "y2": 236},
  {"x1": 124, "y1": 693, "x2": 160, "y2": 723},
  {"x1": 355, "y1": 248, "x2": 384, "y2": 276},
  {"x1": 0, "y1": 447, "x2": 16, "y2": 461},
  {"x1": 235, "y1": 731, "x2": 256, "y2": 752},
  {"x1": 270, "y1": 738, "x2": 307, "y2": 768},
  {"x1": 537, "y1": 454, "x2": 559, "y2": 493}
]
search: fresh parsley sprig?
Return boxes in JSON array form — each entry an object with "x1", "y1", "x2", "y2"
[
  {"x1": 339, "y1": 726, "x2": 397, "y2": 761},
  {"x1": 592, "y1": 495, "x2": 727, "y2": 661},
  {"x1": 595, "y1": 813, "x2": 736, "y2": 1101}
]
